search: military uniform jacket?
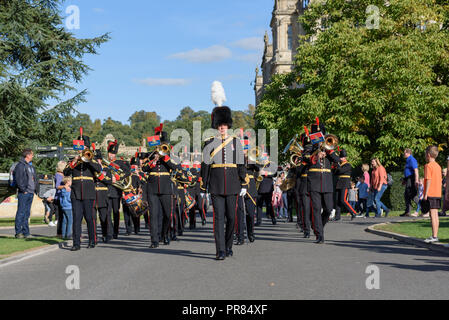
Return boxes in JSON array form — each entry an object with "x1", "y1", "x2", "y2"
[
  {"x1": 295, "y1": 163, "x2": 309, "y2": 195},
  {"x1": 94, "y1": 166, "x2": 112, "y2": 208},
  {"x1": 334, "y1": 161, "x2": 352, "y2": 190},
  {"x1": 187, "y1": 168, "x2": 199, "y2": 198},
  {"x1": 258, "y1": 165, "x2": 276, "y2": 194},
  {"x1": 245, "y1": 163, "x2": 260, "y2": 198},
  {"x1": 63, "y1": 161, "x2": 102, "y2": 200},
  {"x1": 142, "y1": 155, "x2": 179, "y2": 195},
  {"x1": 107, "y1": 159, "x2": 131, "y2": 199},
  {"x1": 200, "y1": 135, "x2": 247, "y2": 196},
  {"x1": 307, "y1": 150, "x2": 341, "y2": 193},
  {"x1": 138, "y1": 171, "x2": 149, "y2": 201}
]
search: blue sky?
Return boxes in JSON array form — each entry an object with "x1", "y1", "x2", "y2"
[{"x1": 60, "y1": 0, "x2": 274, "y2": 123}]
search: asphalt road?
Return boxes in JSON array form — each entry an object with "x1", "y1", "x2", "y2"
[{"x1": 1, "y1": 215, "x2": 448, "y2": 300}]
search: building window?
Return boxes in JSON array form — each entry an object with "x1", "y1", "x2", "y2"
[
  {"x1": 303, "y1": 0, "x2": 310, "y2": 9},
  {"x1": 287, "y1": 25, "x2": 293, "y2": 50}
]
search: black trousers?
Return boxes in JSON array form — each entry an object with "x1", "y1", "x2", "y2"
[
  {"x1": 211, "y1": 194, "x2": 238, "y2": 254},
  {"x1": 309, "y1": 191, "x2": 334, "y2": 238},
  {"x1": 197, "y1": 193, "x2": 207, "y2": 221},
  {"x1": 96, "y1": 205, "x2": 112, "y2": 238},
  {"x1": 256, "y1": 192, "x2": 275, "y2": 224},
  {"x1": 404, "y1": 175, "x2": 417, "y2": 214},
  {"x1": 149, "y1": 194, "x2": 173, "y2": 243},
  {"x1": 189, "y1": 194, "x2": 207, "y2": 228},
  {"x1": 108, "y1": 197, "x2": 121, "y2": 237},
  {"x1": 335, "y1": 188, "x2": 357, "y2": 220},
  {"x1": 72, "y1": 199, "x2": 95, "y2": 247},
  {"x1": 123, "y1": 202, "x2": 140, "y2": 234},
  {"x1": 236, "y1": 195, "x2": 256, "y2": 241},
  {"x1": 298, "y1": 193, "x2": 311, "y2": 234},
  {"x1": 287, "y1": 189, "x2": 297, "y2": 222}
]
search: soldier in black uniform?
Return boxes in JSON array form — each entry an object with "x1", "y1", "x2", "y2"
[
  {"x1": 64, "y1": 135, "x2": 102, "y2": 251},
  {"x1": 106, "y1": 140, "x2": 131, "y2": 239},
  {"x1": 307, "y1": 122, "x2": 340, "y2": 244},
  {"x1": 92, "y1": 150, "x2": 113, "y2": 243},
  {"x1": 200, "y1": 106, "x2": 247, "y2": 261},
  {"x1": 122, "y1": 157, "x2": 142, "y2": 235},
  {"x1": 138, "y1": 152, "x2": 150, "y2": 229},
  {"x1": 285, "y1": 165, "x2": 297, "y2": 223},
  {"x1": 193, "y1": 159, "x2": 208, "y2": 226},
  {"x1": 256, "y1": 160, "x2": 277, "y2": 226},
  {"x1": 187, "y1": 162, "x2": 201, "y2": 230},
  {"x1": 235, "y1": 142, "x2": 259, "y2": 244},
  {"x1": 334, "y1": 149, "x2": 357, "y2": 221},
  {"x1": 142, "y1": 127, "x2": 179, "y2": 248},
  {"x1": 295, "y1": 132, "x2": 313, "y2": 238}
]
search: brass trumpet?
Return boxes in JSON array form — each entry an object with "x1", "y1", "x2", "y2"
[
  {"x1": 149, "y1": 143, "x2": 171, "y2": 159},
  {"x1": 323, "y1": 134, "x2": 339, "y2": 151},
  {"x1": 81, "y1": 148, "x2": 94, "y2": 163},
  {"x1": 248, "y1": 147, "x2": 261, "y2": 164}
]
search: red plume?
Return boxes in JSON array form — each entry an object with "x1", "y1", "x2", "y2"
[
  {"x1": 155, "y1": 123, "x2": 164, "y2": 134},
  {"x1": 316, "y1": 117, "x2": 320, "y2": 126},
  {"x1": 304, "y1": 126, "x2": 310, "y2": 137},
  {"x1": 92, "y1": 143, "x2": 96, "y2": 151},
  {"x1": 80, "y1": 127, "x2": 83, "y2": 137}
]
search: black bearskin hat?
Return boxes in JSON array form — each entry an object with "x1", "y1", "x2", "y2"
[
  {"x1": 94, "y1": 150, "x2": 103, "y2": 160},
  {"x1": 211, "y1": 106, "x2": 233, "y2": 129},
  {"x1": 339, "y1": 149, "x2": 348, "y2": 158}
]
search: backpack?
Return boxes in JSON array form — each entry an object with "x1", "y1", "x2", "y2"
[
  {"x1": 8, "y1": 162, "x2": 19, "y2": 188},
  {"x1": 387, "y1": 173, "x2": 394, "y2": 186}
]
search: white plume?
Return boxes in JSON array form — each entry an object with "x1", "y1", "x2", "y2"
[{"x1": 211, "y1": 81, "x2": 227, "y2": 107}]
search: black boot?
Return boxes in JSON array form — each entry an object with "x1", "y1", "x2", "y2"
[
  {"x1": 226, "y1": 248, "x2": 234, "y2": 257},
  {"x1": 314, "y1": 236, "x2": 324, "y2": 244}
]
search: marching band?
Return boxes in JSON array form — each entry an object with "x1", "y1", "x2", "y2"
[{"x1": 63, "y1": 85, "x2": 355, "y2": 257}]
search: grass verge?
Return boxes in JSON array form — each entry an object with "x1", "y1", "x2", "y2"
[
  {"x1": 0, "y1": 217, "x2": 47, "y2": 228},
  {"x1": 0, "y1": 236, "x2": 65, "y2": 258},
  {"x1": 374, "y1": 218, "x2": 449, "y2": 244}
]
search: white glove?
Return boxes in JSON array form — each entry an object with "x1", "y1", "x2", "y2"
[
  {"x1": 240, "y1": 188, "x2": 247, "y2": 197},
  {"x1": 200, "y1": 193, "x2": 207, "y2": 198}
]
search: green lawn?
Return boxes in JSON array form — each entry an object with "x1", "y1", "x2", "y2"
[
  {"x1": 374, "y1": 218, "x2": 449, "y2": 244},
  {"x1": 0, "y1": 217, "x2": 46, "y2": 228},
  {"x1": 0, "y1": 236, "x2": 65, "y2": 258}
]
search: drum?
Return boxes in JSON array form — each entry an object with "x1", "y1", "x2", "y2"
[{"x1": 123, "y1": 192, "x2": 149, "y2": 218}]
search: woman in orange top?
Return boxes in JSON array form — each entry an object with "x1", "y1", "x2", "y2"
[{"x1": 371, "y1": 158, "x2": 390, "y2": 218}]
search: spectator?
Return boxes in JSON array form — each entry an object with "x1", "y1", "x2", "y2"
[
  {"x1": 348, "y1": 182, "x2": 358, "y2": 215},
  {"x1": 59, "y1": 177, "x2": 73, "y2": 240},
  {"x1": 401, "y1": 148, "x2": 419, "y2": 217},
  {"x1": 41, "y1": 188, "x2": 56, "y2": 225},
  {"x1": 371, "y1": 158, "x2": 390, "y2": 218},
  {"x1": 440, "y1": 168, "x2": 448, "y2": 216},
  {"x1": 273, "y1": 173, "x2": 285, "y2": 218},
  {"x1": 54, "y1": 161, "x2": 67, "y2": 236},
  {"x1": 362, "y1": 164, "x2": 370, "y2": 188},
  {"x1": 357, "y1": 176, "x2": 369, "y2": 215},
  {"x1": 14, "y1": 149, "x2": 37, "y2": 239},
  {"x1": 423, "y1": 146, "x2": 442, "y2": 243},
  {"x1": 411, "y1": 177, "x2": 424, "y2": 217}
]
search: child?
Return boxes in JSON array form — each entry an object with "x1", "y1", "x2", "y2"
[
  {"x1": 272, "y1": 174, "x2": 284, "y2": 218},
  {"x1": 347, "y1": 182, "x2": 358, "y2": 216},
  {"x1": 422, "y1": 146, "x2": 442, "y2": 243},
  {"x1": 357, "y1": 176, "x2": 369, "y2": 215},
  {"x1": 41, "y1": 188, "x2": 56, "y2": 225},
  {"x1": 411, "y1": 178, "x2": 424, "y2": 217},
  {"x1": 59, "y1": 177, "x2": 73, "y2": 240}
]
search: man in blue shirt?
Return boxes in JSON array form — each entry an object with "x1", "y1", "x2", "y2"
[{"x1": 401, "y1": 148, "x2": 419, "y2": 217}]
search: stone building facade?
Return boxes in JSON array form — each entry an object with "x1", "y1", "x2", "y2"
[
  {"x1": 255, "y1": 0, "x2": 311, "y2": 106},
  {"x1": 98, "y1": 134, "x2": 148, "y2": 158}
]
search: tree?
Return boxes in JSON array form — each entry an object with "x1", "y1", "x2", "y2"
[
  {"x1": 0, "y1": 0, "x2": 109, "y2": 171},
  {"x1": 256, "y1": 0, "x2": 449, "y2": 168}
]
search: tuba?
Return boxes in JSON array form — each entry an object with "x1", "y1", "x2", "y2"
[{"x1": 283, "y1": 134, "x2": 304, "y2": 167}]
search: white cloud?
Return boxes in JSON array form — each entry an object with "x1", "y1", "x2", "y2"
[
  {"x1": 168, "y1": 45, "x2": 232, "y2": 63},
  {"x1": 232, "y1": 37, "x2": 264, "y2": 51},
  {"x1": 135, "y1": 78, "x2": 191, "y2": 86}
]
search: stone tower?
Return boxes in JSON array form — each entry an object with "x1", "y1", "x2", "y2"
[{"x1": 255, "y1": 0, "x2": 311, "y2": 106}]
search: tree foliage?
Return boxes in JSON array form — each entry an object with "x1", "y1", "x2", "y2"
[
  {"x1": 256, "y1": 0, "x2": 449, "y2": 168},
  {"x1": 0, "y1": 0, "x2": 109, "y2": 171}
]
